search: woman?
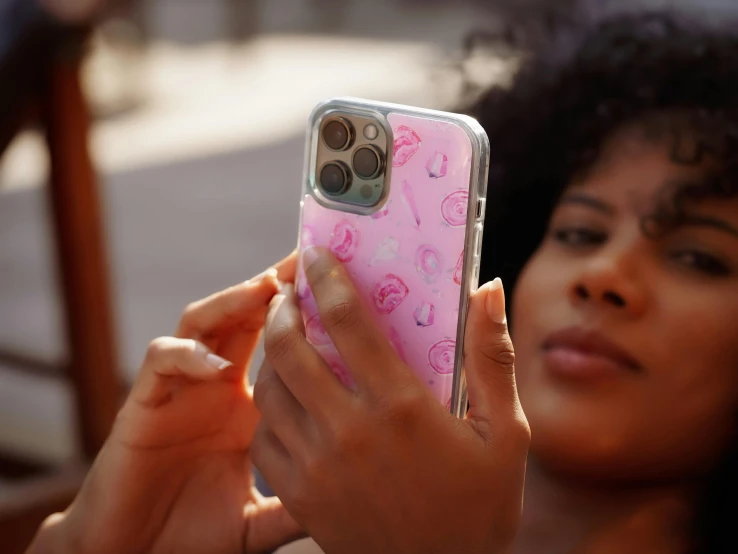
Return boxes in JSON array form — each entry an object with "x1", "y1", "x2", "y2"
[
  {"x1": 27, "y1": 11, "x2": 738, "y2": 554},
  {"x1": 476, "y1": 12, "x2": 738, "y2": 552}
]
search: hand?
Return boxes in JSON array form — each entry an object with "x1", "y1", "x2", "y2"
[
  {"x1": 251, "y1": 248, "x2": 530, "y2": 554},
  {"x1": 29, "y1": 252, "x2": 305, "y2": 554}
]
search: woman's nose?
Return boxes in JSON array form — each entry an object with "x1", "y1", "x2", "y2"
[{"x1": 568, "y1": 250, "x2": 648, "y2": 317}]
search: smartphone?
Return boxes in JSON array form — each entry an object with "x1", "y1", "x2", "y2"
[{"x1": 295, "y1": 97, "x2": 489, "y2": 417}]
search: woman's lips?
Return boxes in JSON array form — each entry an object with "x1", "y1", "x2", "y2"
[{"x1": 541, "y1": 327, "x2": 642, "y2": 381}]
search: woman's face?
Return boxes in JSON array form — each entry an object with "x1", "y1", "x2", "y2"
[{"x1": 513, "y1": 127, "x2": 738, "y2": 482}]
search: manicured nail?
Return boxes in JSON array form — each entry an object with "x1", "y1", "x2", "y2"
[
  {"x1": 250, "y1": 267, "x2": 278, "y2": 284},
  {"x1": 302, "y1": 246, "x2": 320, "y2": 269},
  {"x1": 280, "y1": 283, "x2": 295, "y2": 297},
  {"x1": 269, "y1": 292, "x2": 286, "y2": 309},
  {"x1": 485, "y1": 278, "x2": 507, "y2": 324},
  {"x1": 266, "y1": 293, "x2": 289, "y2": 329},
  {"x1": 206, "y1": 353, "x2": 233, "y2": 371}
]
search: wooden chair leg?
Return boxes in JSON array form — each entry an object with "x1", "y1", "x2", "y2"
[{"x1": 43, "y1": 53, "x2": 121, "y2": 459}]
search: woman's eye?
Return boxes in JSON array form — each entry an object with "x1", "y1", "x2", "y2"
[
  {"x1": 670, "y1": 250, "x2": 731, "y2": 277},
  {"x1": 552, "y1": 227, "x2": 607, "y2": 247}
]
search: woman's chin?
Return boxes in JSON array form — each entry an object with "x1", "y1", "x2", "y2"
[
  {"x1": 528, "y1": 427, "x2": 638, "y2": 483},
  {"x1": 521, "y1": 383, "x2": 730, "y2": 485},
  {"x1": 521, "y1": 388, "x2": 656, "y2": 482}
]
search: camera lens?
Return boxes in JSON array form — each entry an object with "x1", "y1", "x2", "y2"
[
  {"x1": 322, "y1": 118, "x2": 353, "y2": 151},
  {"x1": 319, "y1": 162, "x2": 351, "y2": 195},
  {"x1": 352, "y1": 146, "x2": 383, "y2": 180}
]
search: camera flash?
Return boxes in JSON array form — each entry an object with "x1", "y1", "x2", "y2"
[{"x1": 363, "y1": 124, "x2": 379, "y2": 140}]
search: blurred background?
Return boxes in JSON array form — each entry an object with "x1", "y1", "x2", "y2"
[{"x1": 1, "y1": 0, "x2": 736, "y2": 552}]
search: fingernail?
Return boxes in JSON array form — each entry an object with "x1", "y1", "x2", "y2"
[
  {"x1": 269, "y1": 292, "x2": 287, "y2": 311},
  {"x1": 485, "y1": 278, "x2": 507, "y2": 324},
  {"x1": 206, "y1": 353, "x2": 233, "y2": 371},
  {"x1": 302, "y1": 246, "x2": 320, "y2": 270},
  {"x1": 280, "y1": 283, "x2": 295, "y2": 297},
  {"x1": 250, "y1": 267, "x2": 278, "y2": 284},
  {"x1": 266, "y1": 293, "x2": 288, "y2": 327}
]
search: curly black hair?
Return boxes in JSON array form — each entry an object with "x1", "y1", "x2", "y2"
[{"x1": 466, "y1": 11, "x2": 738, "y2": 554}]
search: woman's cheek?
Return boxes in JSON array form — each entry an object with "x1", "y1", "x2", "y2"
[
  {"x1": 510, "y1": 261, "x2": 545, "y2": 368},
  {"x1": 510, "y1": 251, "x2": 569, "y2": 384},
  {"x1": 511, "y1": 255, "x2": 552, "y2": 333}
]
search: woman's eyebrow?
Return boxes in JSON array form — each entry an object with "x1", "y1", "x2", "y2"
[
  {"x1": 681, "y1": 215, "x2": 738, "y2": 238},
  {"x1": 559, "y1": 193, "x2": 615, "y2": 215}
]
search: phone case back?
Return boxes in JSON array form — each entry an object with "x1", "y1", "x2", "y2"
[{"x1": 298, "y1": 111, "x2": 476, "y2": 409}]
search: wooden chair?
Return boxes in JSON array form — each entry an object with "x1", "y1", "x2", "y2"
[{"x1": 0, "y1": 2, "x2": 122, "y2": 552}]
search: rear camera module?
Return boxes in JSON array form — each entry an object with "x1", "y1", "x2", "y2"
[
  {"x1": 319, "y1": 161, "x2": 351, "y2": 195},
  {"x1": 322, "y1": 118, "x2": 354, "y2": 151},
  {"x1": 352, "y1": 146, "x2": 384, "y2": 180}
]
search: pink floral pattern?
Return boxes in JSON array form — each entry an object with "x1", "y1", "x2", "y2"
[
  {"x1": 413, "y1": 302, "x2": 435, "y2": 327},
  {"x1": 329, "y1": 220, "x2": 360, "y2": 262},
  {"x1": 298, "y1": 111, "x2": 475, "y2": 407},
  {"x1": 301, "y1": 226, "x2": 315, "y2": 247},
  {"x1": 392, "y1": 125, "x2": 421, "y2": 167},
  {"x1": 441, "y1": 190, "x2": 469, "y2": 227},
  {"x1": 453, "y1": 251, "x2": 464, "y2": 285},
  {"x1": 296, "y1": 271, "x2": 311, "y2": 299},
  {"x1": 401, "y1": 180, "x2": 421, "y2": 227},
  {"x1": 428, "y1": 340, "x2": 456, "y2": 375},
  {"x1": 415, "y1": 245, "x2": 443, "y2": 283},
  {"x1": 305, "y1": 314, "x2": 331, "y2": 346},
  {"x1": 370, "y1": 237, "x2": 400, "y2": 266},
  {"x1": 425, "y1": 151, "x2": 448, "y2": 178},
  {"x1": 372, "y1": 274, "x2": 409, "y2": 315},
  {"x1": 324, "y1": 355, "x2": 354, "y2": 389}
]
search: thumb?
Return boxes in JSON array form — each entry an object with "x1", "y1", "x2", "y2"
[{"x1": 463, "y1": 278, "x2": 522, "y2": 431}]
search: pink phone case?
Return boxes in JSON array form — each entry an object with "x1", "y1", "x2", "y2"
[{"x1": 297, "y1": 98, "x2": 488, "y2": 414}]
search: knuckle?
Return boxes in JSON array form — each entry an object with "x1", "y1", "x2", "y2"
[
  {"x1": 378, "y1": 389, "x2": 424, "y2": 431},
  {"x1": 479, "y1": 335, "x2": 516, "y2": 373},
  {"x1": 320, "y1": 405, "x2": 367, "y2": 458},
  {"x1": 321, "y1": 296, "x2": 359, "y2": 333},
  {"x1": 330, "y1": 418, "x2": 364, "y2": 454},
  {"x1": 264, "y1": 323, "x2": 303, "y2": 362},
  {"x1": 300, "y1": 450, "x2": 326, "y2": 484},
  {"x1": 145, "y1": 336, "x2": 173, "y2": 361},
  {"x1": 304, "y1": 257, "x2": 335, "y2": 289},
  {"x1": 180, "y1": 301, "x2": 200, "y2": 324}
]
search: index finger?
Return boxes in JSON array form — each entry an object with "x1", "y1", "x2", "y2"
[
  {"x1": 176, "y1": 250, "x2": 297, "y2": 340},
  {"x1": 274, "y1": 249, "x2": 298, "y2": 283},
  {"x1": 301, "y1": 247, "x2": 406, "y2": 395}
]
